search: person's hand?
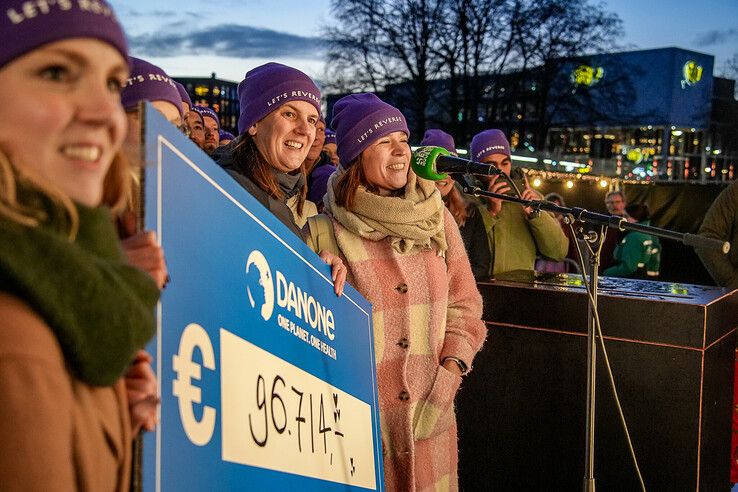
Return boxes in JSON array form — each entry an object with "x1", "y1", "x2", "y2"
[
  {"x1": 520, "y1": 174, "x2": 542, "y2": 217},
  {"x1": 485, "y1": 175, "x2": 510, "y2": 217},
  {"x1": 319, "y1": 250, "x2": 346, "y2": 297},
  {"x1": 121, "y1": 231, "x2": 168, "y2": 289},
  {"x1": 442, "y1": 358, "x2": 463, "y2": 377},
  {"x1": 125, "y1": 350, "x2": 159, "y2": 434}
]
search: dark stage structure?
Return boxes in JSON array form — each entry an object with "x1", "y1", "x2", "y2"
[{"x1": 457, "y1": 272, "x2": 737, "y2": 491}]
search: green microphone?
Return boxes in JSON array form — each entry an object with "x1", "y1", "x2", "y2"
[{"x1": 411, "y1": 146, "x2": 504, "y2": 181}]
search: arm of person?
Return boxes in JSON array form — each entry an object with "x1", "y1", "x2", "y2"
[
  {"x1": 0, "y1": 294, "x2": 75, "y2": 490},
  {"x1": 528, "y1": 209, "x2": 569, "y2": 262},
  {"x1": 439, "y1": 209, "x2": 487, "y2": 373},
  {"x1": 463, "y1": 208, "x2": 492, "y2": 280},
  {"x1": 696, "y1": 183, "x2": 738, "y2": 289}
]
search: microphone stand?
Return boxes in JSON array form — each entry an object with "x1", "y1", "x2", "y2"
[{"x1": 456, "y1": 180, "x2": 729, "y2": 491}]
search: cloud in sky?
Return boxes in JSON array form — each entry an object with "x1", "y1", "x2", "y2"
[
  {"x1": 129, "y1": 23, "x2": 325, "y2": 59},
  {"x1": 693, "y1": 28, "x2": 738, "y2": 47}
]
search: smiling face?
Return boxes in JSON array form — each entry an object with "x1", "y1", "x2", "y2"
[
  {"x1": 360, "y1": 131, "x2": 410, "y2": 196},
  {"x1": 0, "y1": 38, "x2": 128, "y2": 207},
  {"x1": 249, "y1": 101, "x2": 318, "y2": 173}
]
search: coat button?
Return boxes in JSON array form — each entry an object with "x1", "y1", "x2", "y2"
[
  {"x1": 399, "y1": 390, "x2": 410, "y2": 401},
  {"x1": 395, "y1": 283, "x2": 408, "y2": 293},
  {"x1": 397, "y1": 338, "x2": 409, "y2": 349}
]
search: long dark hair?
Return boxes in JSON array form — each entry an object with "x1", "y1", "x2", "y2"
[{"x1": 232, "y1": 134, "x2": 307, "y2": 216}]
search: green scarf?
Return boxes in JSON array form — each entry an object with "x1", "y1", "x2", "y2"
[
  {"x1": 324, "y1": 167, "x2": 447, "y2": 254},
  {"x1": 0, "y1": 200, "x2": 159, "y2": 386}
]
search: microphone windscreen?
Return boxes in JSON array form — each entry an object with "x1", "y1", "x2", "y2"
[{"x1": 411, "y1": 146, "x2": 451, "y2": 181}]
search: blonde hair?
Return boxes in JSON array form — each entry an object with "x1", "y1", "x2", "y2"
[{"x1": 0, "y1": 148, "x2": 132, "y2": 239}]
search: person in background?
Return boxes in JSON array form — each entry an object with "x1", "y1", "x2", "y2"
[
  {"x1": 194, "y1": 105, "x2": 220, "y2": 154},
  {"x1": 307, "y1": 122, "x2": 336, "y2": 212},
  {"x1": 0, "y1": 2, "x2": 159, "y2": 489},
  {"x1": 603, "y1": 203, "x2": 660, "y2": 279},
  {"x1": 600, "y1": 189, "x2": 628, "y2": 272},
  {"x1": 185, "y1": 109, "x2": 206, "y2": 149},
  {"x1": 471, "y1": 129, "x2": 568, "y2": 275},
  {"x1": 304, "y1": 117, "x2": 327, "y2": 176},
  {"x1": 322, "y1": 128, "x2": 339, "y2": 165},
  {"x1": 696, "y1": 179, "x2": 737, "y2": 290},
  {"x1": 215, "y1": 62, "x2": 344, "y2": 291},
  {"x1": 307, "y1": 93, "x2": 486, "y2": 491},
  {"x1": 219, "y1": 130, "x2": 234, "y2": 146},
  {"x1": 421, "y1": 129, "x2": 490, "y2": 280},
  {"x1": 174, "y1": 81, "x2": 192, "y2": 116},
  {"x1": 114, "y1": 57, "x2": 179, "y2": 434},
  {"x1": 121, "y1": 57, "x2": 184, "y2": 166}
]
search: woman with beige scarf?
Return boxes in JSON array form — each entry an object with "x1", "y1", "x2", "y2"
[{"x1": 306, "y1": 93, "x2": 486, "y2": 491}]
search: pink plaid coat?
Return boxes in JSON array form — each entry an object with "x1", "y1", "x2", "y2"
[{"x1": 331, "y1": 208, "x2": 486, "y2": 491}]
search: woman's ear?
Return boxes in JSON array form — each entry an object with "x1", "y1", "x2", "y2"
[{"x1": 248, "y1": 123, "x2": 257, "y2": 136}]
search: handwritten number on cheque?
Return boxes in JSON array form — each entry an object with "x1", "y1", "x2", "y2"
[{"x1": 248, "y1": 374, "x2": 343, "y2": 455}]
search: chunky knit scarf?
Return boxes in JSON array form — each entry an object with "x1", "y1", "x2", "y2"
[
  {"x1": 0, "y1": 199, "x2": 159, "y2": 386},
  {"x1": 324, "y1": 167, "x2": 447, "y2": 254}
]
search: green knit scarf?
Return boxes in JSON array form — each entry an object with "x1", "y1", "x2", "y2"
[{"x1": 0, "y1": 200, "x2": 159, "y2": 386}]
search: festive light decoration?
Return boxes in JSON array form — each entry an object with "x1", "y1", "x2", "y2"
[{"x1": 566, "y1": 180, "x2": 574, "y2": 189}]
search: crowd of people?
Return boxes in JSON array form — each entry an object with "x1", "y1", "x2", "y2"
[{"x1": 1, "y1": 1, "x2": 736, "y2": 491}]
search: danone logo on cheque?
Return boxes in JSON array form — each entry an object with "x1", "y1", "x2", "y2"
[
  {"x1": 246, "y1": 250, "x2": 275, "y2": 321},
  {"x1": 245, "y1": 250, "x2": 337, "y2": 359}
]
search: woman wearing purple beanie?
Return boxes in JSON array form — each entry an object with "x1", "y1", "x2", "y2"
[
  {"x1": 217, "y1": 62, "x2": 346, "y2": 292},
  {"x1": 0, "y1": 2, "x2": 159, "y2": 489},
  {"x1": 306, "y1": 93, "x2": 486, "y2": 491},
  {"x1": 420, "y1": 129, "x2": 491, "y2": 280}
]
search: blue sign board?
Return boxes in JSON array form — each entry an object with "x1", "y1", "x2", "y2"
[{"x1": 141, "y1": 104, "x2": 383, "y2": 491}]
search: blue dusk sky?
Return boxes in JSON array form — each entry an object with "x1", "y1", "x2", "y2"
[{"x1": 109, "y1": 0, "x2": 738, "y2": 84}]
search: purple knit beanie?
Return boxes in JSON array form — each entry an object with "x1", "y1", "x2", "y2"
[
  {"x1": 219, "y1": 130, "x2": 235, "y2": 141},
  {"x1": 194, "y1": 105, "x2": 220, "y2": 130},
  {"x1": 324, "y1": 128, "x2": 336, "y2": 145},
  {"x1": 420, "y1": 129, "x2": 457, "y2": 154},
  {"x1": 237, "y1": 62, "x2": 321, "y2": 135},
  {"x1": 175, "y1": 81, "x2": 192, "y2": 110},
  {"x1": 0, "y1": 0, "x2": 128, "y2": 70},
  {"x1": 121, "y1": 57, "x2": 183, "y2": 118},
  {"x1": 330, "y1": 93, "x2": 409, "y2": 168},
  {"x1": 470, "y1": 129, "x2": 511, "y2": 162}
]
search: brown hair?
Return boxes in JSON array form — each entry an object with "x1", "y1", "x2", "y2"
[
  {"x1": 232, "y1": 134, "x2": 307, "y2": 216},
  {"x1": 442, "y1": 185, "x2": 469, "y2": 227},
  {"x1": 334, "y1": 158, "x2": 371, "y2": 210},
  {"x1": 0, "y1": 148, "x2": 131, "y2": 239}
]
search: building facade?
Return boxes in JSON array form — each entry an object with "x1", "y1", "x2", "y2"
[
  {"x1": 328, "y1": 47, "x2": 737, "y2": 182},
  {"x1": 175, "y1": 74, "x2": 240, "y2": 135}
]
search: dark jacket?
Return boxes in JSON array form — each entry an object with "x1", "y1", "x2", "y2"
[
  {"x1": 459, "y1": 206, "x2": 491, "y2": 280},
  {"x1": 215, "y1": 138, "x2": 305, "y2": 240},
  {"x1": 697, "y1": 180, "x2": 738, "y2": 290}
]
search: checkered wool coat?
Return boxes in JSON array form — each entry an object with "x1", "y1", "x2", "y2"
[{"x1": 330, "y1": 208, "x2": 486, "y2": 491}]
